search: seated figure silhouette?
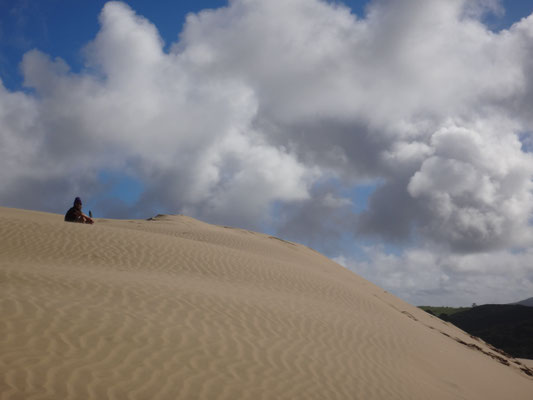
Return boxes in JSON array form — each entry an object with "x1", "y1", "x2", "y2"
[{"x1": 64, "y1": 197, "x2": 94, "y2": 224}]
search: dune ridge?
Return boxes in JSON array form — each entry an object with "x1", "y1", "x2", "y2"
[{"x1": 1, "y1": 206, "x2": 532, "y2": 399}]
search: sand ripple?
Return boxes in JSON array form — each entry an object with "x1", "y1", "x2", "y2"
[{"x1": 1, "y1": 208, "x2": 532, "y2": 399}]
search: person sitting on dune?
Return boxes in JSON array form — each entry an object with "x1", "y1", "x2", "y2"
[{"x1": 64, "y1": 197, "x2": 94, "y2": 224}]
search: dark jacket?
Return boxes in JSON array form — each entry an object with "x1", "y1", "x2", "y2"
[{"x1": 64, "y1": 207, "x2": 81, "y2": 222}]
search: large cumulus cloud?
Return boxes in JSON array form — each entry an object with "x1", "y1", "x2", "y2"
[
  {"x1": 1, "y1": 0, "x2": 533, "y2": 304},
  {"x1": 171, "y1": 0, "x2": 533, "y2": 250},
  {"x1": 4, "y1": 1, "x2": 314, "y2": 226}
]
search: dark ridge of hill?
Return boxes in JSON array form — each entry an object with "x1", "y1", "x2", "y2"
[
  {"x1": 418, "y1": 306, "x2": 471, "y2": 318},
  {"x1": 513, "y1": 297, "x2": 533, "y2": 307},
  {"x1": 447, "y1": 305, "x2": 533, "y2": 359}
]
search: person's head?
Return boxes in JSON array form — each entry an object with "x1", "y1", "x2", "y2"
[{"x1": 74, "y1": 197, "x2": 82, "y2": 210}]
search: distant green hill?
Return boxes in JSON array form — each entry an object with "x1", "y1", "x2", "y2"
[
  {"x1": 444, "y1": 305, "x2": 533, "y2": 359},
  {"x1": 512, "y1": 297, "x2": 533, "y2": 307}
]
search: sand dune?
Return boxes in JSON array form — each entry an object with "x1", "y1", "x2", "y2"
[{"x1": 1, "y1": 206, "x2": 532, "y2": 399}]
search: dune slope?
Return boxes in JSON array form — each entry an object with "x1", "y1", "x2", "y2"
[{"x1": 1, "y1": 207, "x2": 532, "y2": 399}]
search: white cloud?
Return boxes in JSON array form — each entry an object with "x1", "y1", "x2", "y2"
[
  {"x1": 0, "y1": 82, "x2": 40, "y2": 183},
  {"x1": 407, "y1": 120, "x2": 533, "y2": 251},
  {"x1": 462, "y1": 0, "x2": 504, "y2": 20},
  {"x1": 336, "y1": 247, "x2": 533, "y2": 306},
  {"x1": 4, "y1": 1, "x2": 314, "y2": 226}
]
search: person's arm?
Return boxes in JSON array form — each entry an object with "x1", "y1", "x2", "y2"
[
  {"x1": 71, "y1": 209, "x2": 92, "y2": 223},
  {"x1": 81, "y1": 213, "x2": 94, "y2": 224}
]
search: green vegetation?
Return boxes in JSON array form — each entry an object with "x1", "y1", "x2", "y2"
[
  {"x1": 419, "y1": 304, "x2": 533, "y2": 359},
  {"x1": 447, "y1": 305, "x2": 533, "y2": 359}
]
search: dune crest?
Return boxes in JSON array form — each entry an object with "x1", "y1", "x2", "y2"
[{"x1": 1, "y1": 206, "x2": 532, "y2": 399}]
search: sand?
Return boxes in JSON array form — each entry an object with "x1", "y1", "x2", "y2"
[
  {"x1": 519, "y1": 359, "x2": 533, "y2": 369},
  {"x1": 1, "y1": 206, "x2": 532, "y2": 399}
]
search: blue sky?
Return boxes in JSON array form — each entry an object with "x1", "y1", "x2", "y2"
[
  {"x1": 1, "y1": 0, "x2": 533, "y2": 306},
  {"x1": 3, "y1": 0, "x2": 529, "y2": 90},
  {"x1": 1, "y1": 0, "x2": 370, "y2": 91}
]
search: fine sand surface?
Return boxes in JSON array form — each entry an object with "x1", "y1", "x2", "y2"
[{"x1": 1, "y1": 206, "x2": 532, "y2": 400}]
